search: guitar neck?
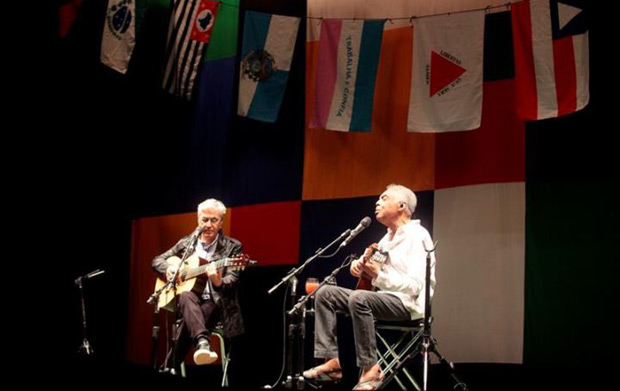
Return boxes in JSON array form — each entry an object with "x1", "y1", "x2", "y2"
[{"x1": 184, "y1": 258, "x2": 229, "y2": 280}]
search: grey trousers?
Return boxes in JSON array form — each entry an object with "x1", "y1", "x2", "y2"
[{"x1": 313, "y1": 285, "x2": 410, "y2": 367}]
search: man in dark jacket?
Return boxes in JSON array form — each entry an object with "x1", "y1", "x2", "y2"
[{"x1": 152, "y1": 198, "x2": 244, "y2": 365}]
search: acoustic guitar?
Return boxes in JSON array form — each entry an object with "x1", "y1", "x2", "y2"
[{"x1": 153, "y1": 253, "x2": 256, "y2": 311}]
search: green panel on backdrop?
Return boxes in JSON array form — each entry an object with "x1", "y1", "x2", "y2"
[{"x1": 524, "y1": 181, "x2": 620, "y2": 364}]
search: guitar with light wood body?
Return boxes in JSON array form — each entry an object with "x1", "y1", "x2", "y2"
[{"x1": 153, "y1": 253, "x2": 256, "y2": 311}]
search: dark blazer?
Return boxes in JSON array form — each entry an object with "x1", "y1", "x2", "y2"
[{"x1": 152, "y1": 233, "x2": 245, "y2": 338}]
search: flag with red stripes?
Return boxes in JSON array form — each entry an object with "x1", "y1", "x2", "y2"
[
  {"x1": 512, "y1": 0, "x2": 589, "y2": 120},
  {"x1": 163, "y1": 0, "x2": 220, "y2": 100}
]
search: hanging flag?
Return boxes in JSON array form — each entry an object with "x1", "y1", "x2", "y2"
[
  {"x1": 59, "y1": 0, "x2": 83, "y2": 39},
  {"x1": 237, "y1": 11, "x2": 300, "y2": 123},
  {"x1": 512, "y1": 0, "x2": 589, "y2": 120},
  {"x1": 163, "y1": 0, "x2": 220, "y2": 100},
  {"x1": 407, "y1": 11, "x2": 485, "y2": 133},
  {"x1": 100, "y1": 0, "x2": 136, "y2": 74},
  {"x1": 310, "y1": 19, "x2": 384, "y2": 132}
]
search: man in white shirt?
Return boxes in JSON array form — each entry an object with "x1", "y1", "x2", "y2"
[{"x1": 303, "y1": 184, "x2": 436, "y2": 390}]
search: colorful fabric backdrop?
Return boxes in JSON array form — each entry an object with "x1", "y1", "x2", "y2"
[{"x1": 112, "y1": 0, "x2": 617, "y2": 371}]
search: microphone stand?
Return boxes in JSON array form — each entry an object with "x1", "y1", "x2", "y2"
[
  {"x1": 74, "y1": 269, "x2": 105, "y2": 356},
  {"x1": 148, "y1": 232, "x2": 200, "y2": 373},
  {"x1": 288, "y1": 262, "x2": 349, "y2": 316},
  {"x1": 267, "y1": 229, "x2": 351, "y2": 390},
  {"x1": 419, "y1": 241, "x2": 467, "y2": 391}
]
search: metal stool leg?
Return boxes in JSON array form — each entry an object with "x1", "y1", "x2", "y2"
[
  {"x1": 160, "y1": 319, "x2": 187, "y2": 377},
  {"x1": 212, "y1": 330, "x2": 230, "y2": 388}
]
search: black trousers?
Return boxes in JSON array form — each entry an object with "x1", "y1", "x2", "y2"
[{"x1": 177, "y1": 291, "x2": 220, "y2": 344}]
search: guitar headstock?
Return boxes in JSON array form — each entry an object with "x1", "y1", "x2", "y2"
[
  {"x1": 227, "y1": 253, "x2": 258, "y2": 271},
  {"x1": 369, "y1": 246, "x2": 388, "y2": 263}
]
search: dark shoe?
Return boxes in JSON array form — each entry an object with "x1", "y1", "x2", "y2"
[
  {"x1": 303, "y1": 365, "x2": 343, "y2": 383},
  {"x1": 193, "y1": 339, "x2": 218, "y2": 365}
]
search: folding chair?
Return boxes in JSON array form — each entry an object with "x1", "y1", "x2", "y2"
[{"x1": 374, "y1": 318, "x2": 426, "y2": 391}]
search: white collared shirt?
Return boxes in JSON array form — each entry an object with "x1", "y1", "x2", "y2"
[
  {"x1": 196, "y1": 234, "x2": 219, "y2": 261},
  {"x1": 372, "y1": 220, "x2": 436, "y2": 319}
]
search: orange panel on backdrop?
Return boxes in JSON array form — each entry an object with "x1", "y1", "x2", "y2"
[{"x1": 303, "y1": 26, "x2": 435, "y2": 201}]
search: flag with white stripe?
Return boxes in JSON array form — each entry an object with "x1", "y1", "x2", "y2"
[
  {"x1": 101, "y1": 0, "x2": 136, "y2": 74},
  {"x1": 163, "y1": 0, "x2": 219, "y2": 100},
  {"x1": 407, "y1": 11, "x2": 485, "y2": 133},
  {"x1": 512, "y1": 0, "x2": 589, "y2": 120},
  {"x1": 310, "y1": 19, "x2": 384, "y2": 132},
  {"x1": 237, "y1": 11, "x2": 300, "y2": 123}
]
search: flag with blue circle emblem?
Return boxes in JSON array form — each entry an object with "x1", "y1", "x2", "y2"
[{"x1": 100, "y1": 0, "x2": 136, "y2": 74}]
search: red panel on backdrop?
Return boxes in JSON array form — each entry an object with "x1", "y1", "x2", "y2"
[
  {"x1": 229, "y1": 201, "x2": 301, "y2": 266},
  {"x1": 435, "y1": 79, "x2": 526, "y2": 189}
]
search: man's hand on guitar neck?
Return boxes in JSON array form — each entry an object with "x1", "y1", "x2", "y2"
[{"x1": 205, "y1": 263, "x2": 223, "y2": 287}]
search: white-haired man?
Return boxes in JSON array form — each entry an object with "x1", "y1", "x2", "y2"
[
  {"x1": 303, "y1": 184, "x2": 436, "y2": 390},
  {"x1": 152, "y1": 198, "x2": 244, "y2": 365}
]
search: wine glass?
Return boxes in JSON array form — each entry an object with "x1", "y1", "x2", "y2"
[
  {"x1": 305, "y1": 277, "x2": 319, "y2": 295},
  {"x1": 305, "y1": 278, "x2": 319, "y2": 313}
]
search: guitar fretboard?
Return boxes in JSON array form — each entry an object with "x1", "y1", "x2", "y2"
[{"x1": 183, "y1": 258, "x2": 236, "y2": 280}]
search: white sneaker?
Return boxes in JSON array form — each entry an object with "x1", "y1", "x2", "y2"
[{"x1": 193, "y1": 341, "x2": 218, "y2": 365}]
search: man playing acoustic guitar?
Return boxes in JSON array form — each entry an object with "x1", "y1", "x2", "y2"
[
  {"x1": 152, "y1": 198, "x2": 245, "y2": 365},
  {"x1": 303, "y1": 184, "x2": 436, "y2": 390}
]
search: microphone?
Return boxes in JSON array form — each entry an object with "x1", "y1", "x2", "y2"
[
  {"x1": 74, "y1": 269, "x2": 105, "y2": 286},
  {"x1": 340, "y1": 217, "x2": 372, "y2": 247},
  {"x1": 185, "y1": 226, "x2": 204, "y2": 248},
  {"x1": 190, "y1": 225, "x2": 203, "y2": 239},
  {"x1": 85, "y1": 269, "x2": 105, "y2": 279}
]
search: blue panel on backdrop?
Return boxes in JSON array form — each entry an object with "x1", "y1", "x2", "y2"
[
  {"x1": 225, "y1": 15, "x2": 306, "y2": 207},
  {"x1": 191, "y1": 56, "x2": 238, "y2": 204}
]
